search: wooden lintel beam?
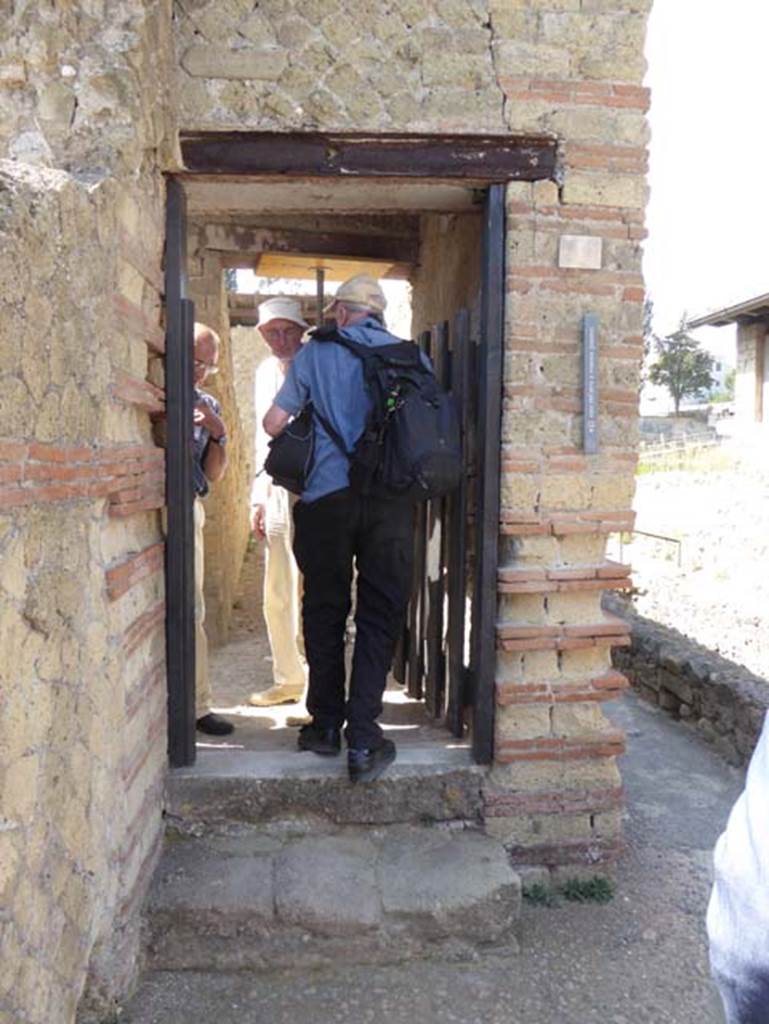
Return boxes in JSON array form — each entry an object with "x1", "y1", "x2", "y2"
[
  {"x1": 181, "y1": 132, "x2": 558, "y2": 182},
  {"x1": 204, "y1": 225, "x2": 420, "y2": 264}
]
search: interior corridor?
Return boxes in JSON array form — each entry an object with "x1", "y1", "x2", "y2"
[{"x1": 203, "y1": 536, "x2": 468, "y2": 758}]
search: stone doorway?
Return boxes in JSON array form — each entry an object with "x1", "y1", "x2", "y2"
[
  {"x1": 167, "y1": 177, "x2": 494, "y2": 781},
  {"x1": 164, "y1": 132, "x2": 555, "y2": 776}
]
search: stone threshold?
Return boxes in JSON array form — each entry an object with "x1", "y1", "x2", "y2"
[{"x1": 166, "y1": 745, "x2": 485, "y2": 830}]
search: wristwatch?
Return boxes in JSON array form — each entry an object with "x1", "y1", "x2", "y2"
[{"x1": 211, "y1": 433, "x2": 228, "y2": 446}]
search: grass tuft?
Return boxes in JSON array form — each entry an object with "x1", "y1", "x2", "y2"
[
  {"x1": 559, "y1": 876, "x2": 614, "y2": 904},
  {"x1": 522, "y1": 876, "x2": 615, "y2": 908},
  {"x1": 522, "y1": 883, "x2": 558, "y2": 907}
]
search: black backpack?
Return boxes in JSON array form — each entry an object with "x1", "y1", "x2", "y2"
[
  {"x1": 264, "y1": 328, "x2": 461, "y2": 502},
  {"x1": 315, "y1": 328, "x2": 461, "y2": 502}
]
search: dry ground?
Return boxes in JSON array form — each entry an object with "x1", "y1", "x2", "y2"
[{"x1": 611, "y1": 438, "x2": 769, "y2": 682}]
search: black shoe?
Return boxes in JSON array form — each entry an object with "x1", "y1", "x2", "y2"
[
  {"x1": 297, "y1": 722, "x2": 341, "y2": 756},
  {"x1": 196, "y1": 713, "x2": 234, "y2": 736},
  {"x1": 348, "y1": 739, "x2": 396, "y2": 783}
]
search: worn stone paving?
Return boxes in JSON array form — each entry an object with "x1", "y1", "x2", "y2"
[{"x1": 126, "y1": 692, "x2": 741, "y2": 1024}]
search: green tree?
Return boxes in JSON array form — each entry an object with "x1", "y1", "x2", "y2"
[{"x1": 648, "y1": 316, "x2": 715, "y2": 415}]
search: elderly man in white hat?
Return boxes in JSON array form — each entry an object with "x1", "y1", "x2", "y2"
[{"x1": 249, "y1": 296, "x2": 309, "y2": 709}]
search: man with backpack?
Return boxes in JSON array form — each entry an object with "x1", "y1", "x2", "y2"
[{"x1": 262, "y1": 275, "x2": 418, "y2": 782}]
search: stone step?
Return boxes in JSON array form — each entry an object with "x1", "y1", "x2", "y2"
[
  {"x1": 146, "y1": 824, "x2": 521, "y2": 972},
  {"x1": 167, "y1": 745, "x2": 484, "y2": 832}
]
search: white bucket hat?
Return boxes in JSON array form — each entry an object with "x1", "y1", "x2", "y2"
[{"x1": 257, "y1": 296, "x2": 309, "y2": 330}]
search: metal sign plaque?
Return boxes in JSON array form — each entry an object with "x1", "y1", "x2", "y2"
[{"x1": 582, "y1": 313, "x2": 599, "y2": 453}]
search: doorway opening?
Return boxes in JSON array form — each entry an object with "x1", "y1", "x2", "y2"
[{"x1": 164, "y1": 133, "x2": 556, "y2": 770}]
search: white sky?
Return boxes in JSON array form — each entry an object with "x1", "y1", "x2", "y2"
[{"x1": 644, "y1": 0, "x2": 769, "y2": 358}]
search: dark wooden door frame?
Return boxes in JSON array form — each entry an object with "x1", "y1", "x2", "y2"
[
  {"x1": 471, "y1": 184, "x2": 505, "y2": 764},
  {"x1": 165, "y1": 135, "x2": 542, "y2": 767},
  {"x1": 164, "y1": 179, "x2": 197, "y2": 768}
]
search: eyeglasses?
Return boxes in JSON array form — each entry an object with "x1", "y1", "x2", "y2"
[
  {"x1": 262, "y1": 327, "x2": 303, "y2": 340},
  {"x1": 194, "y1": 359, "x2": 219, "y2": 375}
]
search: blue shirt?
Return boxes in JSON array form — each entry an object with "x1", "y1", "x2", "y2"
[
  {"x1": 192, "y1": 388, "x2": 221, "y2": 498},
  {"x1": 274, "y1": 317, "x2": 406, "y2": 503}
]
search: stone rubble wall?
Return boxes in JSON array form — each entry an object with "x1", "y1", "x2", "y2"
[
  {"x1": 608, "y1": 597, "x2": 768, "y2": 768},
  {"x1": 411, "y1": 212, "x2": 482, "y2": 336},
  {"x1": 175, "y1": 0, "x2": 653, "y2": 875},
  {"x1": 0, "y1": 163, "x2": 168, "y2": 1024},
  {"x1": 1, "y1": 3, "x2": 178, "y2": 1021},
  {"x1": 187, "y1": 227, "x2": 252, "y2": 648},
  {"x1": 174, "y1": 0, "x2": 648, "y2": 137},
  {"x1": 230, "y1": 323, "x2": 269, "y2": 490}
]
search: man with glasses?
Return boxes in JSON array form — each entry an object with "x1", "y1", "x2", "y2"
[
  {"x1": 249, "y1": 297, "x2": 309, "y2": 713},
  {"x1": 191, "y1": 322, "x2": 234, "y2": 736}
]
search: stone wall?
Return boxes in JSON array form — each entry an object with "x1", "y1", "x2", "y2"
[
  {"x1": 174, "y1": 0, "x2": 648, "y2": 140},
  {"x1": 187, "y1": 229, "x2": 253, "y2": 647},
  {"x1": 1, "y1": 3, "x2": 177, "y2": 1021},
  {"x1": 230, "y1": 323, "x2": 270, "y2": 488},
  {"x1": 0, "y1": 164, "x2": 168, "y2": 1023},
  {"x1": 411, "y1": 213, "x2": 482, "y2": 336},
  {"x1": 735, "y1": 322, "x2": 763, "y2": 423},
  {"x1": 609, "y1": 598, "x2": 768, "y2": 768}
]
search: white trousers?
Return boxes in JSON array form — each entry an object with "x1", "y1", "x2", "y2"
[{"x1": 263, "y1": 496, "x2": 306, "y2": 692}]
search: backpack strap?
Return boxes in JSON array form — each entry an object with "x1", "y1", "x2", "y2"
[
  {"x1": 313, "y1": 327, "x2": 422, "y2": 367},
  {"x1": 311, "y1": 405, "x2": 349, "y2": 458}
]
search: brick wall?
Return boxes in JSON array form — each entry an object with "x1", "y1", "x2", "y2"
[{"x1": 0, "y1": 17, "x2": 654, "y2": 1022}]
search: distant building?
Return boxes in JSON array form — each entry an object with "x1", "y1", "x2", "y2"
[{"x1": 689, "y1": 293, "x2": 769, "y2": 423}]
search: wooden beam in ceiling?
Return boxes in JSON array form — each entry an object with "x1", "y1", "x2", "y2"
[{"x1": 204, "y1": 225, "x2": 419, "y2": 265}]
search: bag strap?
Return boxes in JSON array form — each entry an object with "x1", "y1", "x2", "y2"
[
  {"x1": 312, "y1": 326, "x2": 422, "y2": 369},
  {"x1": 310, "y1": 404, "x2": 349, "y2": 458}
]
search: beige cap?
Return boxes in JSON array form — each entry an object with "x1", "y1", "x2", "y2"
[
  {"x1": 324, "y1": 274, "x2": 387, "y2": 314},
  {"x1": 257, "y1": 296, "x2": 309, "y2": 330}
]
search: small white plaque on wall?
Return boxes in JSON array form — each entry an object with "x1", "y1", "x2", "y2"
[{"x1": 558, "y1": 235, "x2": 603, "y2": 270}]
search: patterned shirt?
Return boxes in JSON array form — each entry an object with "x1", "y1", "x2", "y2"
[{"x1": 192, "y1": 388, "x2": 221, "y2": 498}]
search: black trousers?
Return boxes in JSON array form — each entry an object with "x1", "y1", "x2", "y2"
[{"x1": 292, "y1": 489, "x2": 415, "y2": 750}]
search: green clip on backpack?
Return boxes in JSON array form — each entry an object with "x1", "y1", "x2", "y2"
[{"x1": 264, "y1": 328, "x2": 461, "y2": 502}]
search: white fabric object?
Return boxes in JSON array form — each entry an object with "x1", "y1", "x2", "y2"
[
  {"x1": 252, "y1": 355, "x2": 289, "y2": 512},
  {"x1": 256, "y1": 296, "x2": 308, "y2": 329},
  {"x1": 252, "y1": 354, "x2": 306, "y2": 692},
  {"x1": 707, "y1": 712, "x2": 769, "y2": 1016}
]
